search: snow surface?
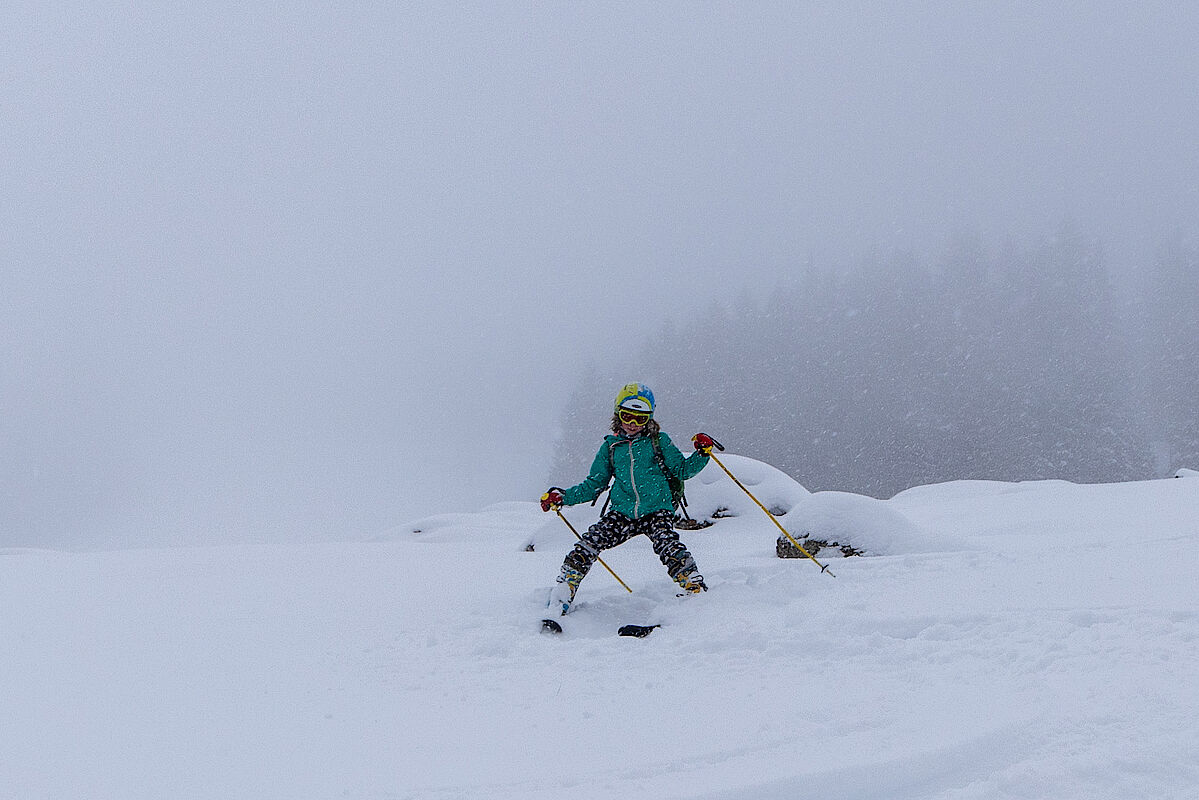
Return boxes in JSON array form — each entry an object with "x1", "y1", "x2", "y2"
[{"x1": 4, "y1": 455, "x2": 1199, "y2": 799}]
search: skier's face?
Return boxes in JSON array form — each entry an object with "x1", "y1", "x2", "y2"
[{"x1": 618, "y1": 409, "x2": 650, "y2": 435}]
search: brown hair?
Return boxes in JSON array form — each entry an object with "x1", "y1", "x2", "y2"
[{"x1": 611, "y1": 413, "x2": 661, "y2": 437}]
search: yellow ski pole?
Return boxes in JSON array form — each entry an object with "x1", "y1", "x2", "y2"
[
  {"x1": 706, "y1": 451, "x2": 836, "y2": 578},
  {"x1": 555, "y1": 508, "x2": 633, "y2": 593}
]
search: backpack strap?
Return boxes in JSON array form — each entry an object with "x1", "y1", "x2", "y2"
[{"x1": 651, "y1": 434, "x2": 690, "y2": 516}]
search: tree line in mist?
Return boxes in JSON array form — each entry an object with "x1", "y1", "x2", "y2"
[{"x1": 550, "y1": 229, "x2": 1198, "y2": 498}]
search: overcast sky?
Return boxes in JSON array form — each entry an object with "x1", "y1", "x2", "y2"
[{"x1": 3, "y1": 2, "x2": 1197, "y2": 547}]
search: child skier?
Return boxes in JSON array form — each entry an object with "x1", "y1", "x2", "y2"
[{"x1": 541, "y1": 382, "x2": 717, "y2": 615}]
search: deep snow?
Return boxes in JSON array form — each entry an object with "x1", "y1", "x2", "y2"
[{"x1": 4, "y1": 457, "x2": 1198, "y2": 799}]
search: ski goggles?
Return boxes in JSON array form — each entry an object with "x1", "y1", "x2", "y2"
[{"x1": 618, "y1": 410, "x2": 651, "y2": 426}]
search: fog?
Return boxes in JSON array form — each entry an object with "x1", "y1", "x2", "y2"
[{"x1": 3, "y1": 3, "x2": 1196, "y2": 547}]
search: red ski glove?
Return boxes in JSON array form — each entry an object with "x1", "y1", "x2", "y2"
[
  {"x1": 540, "y1": 488, "x2": 564, "y2": 512},
  {"x1": 692, "y1": 433, "x2": 716, "y2": 454}
]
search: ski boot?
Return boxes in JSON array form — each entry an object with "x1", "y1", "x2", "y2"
[
  {"x1": 548, "y1": 568, "x2": 583, "y2": 616},
  {"x1": 674, "y1": 571, "x2": 708, "y2": 596}
]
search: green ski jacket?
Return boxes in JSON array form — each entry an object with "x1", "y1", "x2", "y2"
[{"x1": 560, "y1": 432, "x2": 709, "y2": 519}]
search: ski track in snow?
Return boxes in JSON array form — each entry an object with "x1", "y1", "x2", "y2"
[{"x1": 3, "y1": 465, "x2": 1199, "y2": 799}]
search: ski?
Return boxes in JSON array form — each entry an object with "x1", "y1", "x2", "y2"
[
  {"x1": 540, "y1": 619, "x2": 659, "y2": 637},
  {"x1": 617, "y1": 624, "x2": 660, "y2": 638}
]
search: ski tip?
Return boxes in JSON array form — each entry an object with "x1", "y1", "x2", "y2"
[
  {"x1": 541, "y1": 618, "x2": 563, "y2": 634},
  {"x1": 617, "y1": 624, "x2": 660, "y2": 638}
]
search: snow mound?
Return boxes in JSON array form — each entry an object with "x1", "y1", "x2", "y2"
[
  {"x1": 890, "y1": 478, "x2": 1080, "y2": 503},
  {"x1": 1175, "y1": 467, "x2": 1198, "y2": 478},
  {"x1": 786, "y1": 490, "x2": 941, "y2": 555},
  {"x1": 384, "y1": 502, "x2": 542, "y2": 548},
  {"x1": 891, "y1": 479, "x2": 1028, "y2": 503},
  {"x1": 687, "y1": 453, "x2": 810, "y2": 519}
]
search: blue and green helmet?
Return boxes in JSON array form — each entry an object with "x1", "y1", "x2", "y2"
[{"x1": 614, "y1": 382, "x2": 655, "y2": 414}]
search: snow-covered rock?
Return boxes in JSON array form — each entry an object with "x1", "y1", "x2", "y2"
[
  {"x1": 686, "y1": 452, "x2": 810, "y2": 519},
  {"x1": 783, "y1": 490, "x2": 934, "y2": 555}
]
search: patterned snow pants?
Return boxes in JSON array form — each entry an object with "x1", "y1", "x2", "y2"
[{"x1": 561, "y1": 510, "x2": 700, "y2": 585}]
